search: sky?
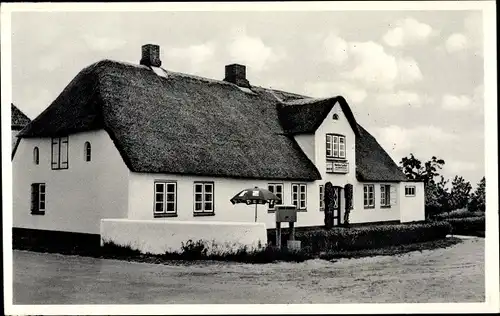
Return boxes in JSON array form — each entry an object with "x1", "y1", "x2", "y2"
[{"x1": 10, "y1": 9, "x2": 485, "y2": 186}]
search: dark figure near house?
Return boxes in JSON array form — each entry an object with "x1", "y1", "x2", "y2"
[{"x1": 324, "y1": 182, "x2": 335, "y2": 229}]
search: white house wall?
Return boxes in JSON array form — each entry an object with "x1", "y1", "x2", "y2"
[
  {"x1": 128, "y1": 172, "x2": 326, "y2": 229},
  {"x1": 12, "y1": 130, "x2": 129, "y2": 234},
  {"x1": 294, "y1": 134, "x2": 315, "y2": 163},
  {"x1": 399, "y1": 182, "x2": 425, "y2": 222},
  {"x1": 351, "y1": 183, "x2": 401, "y2": 223}
]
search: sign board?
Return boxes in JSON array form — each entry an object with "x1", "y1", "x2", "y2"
[
  {"x1": 275, "y1": 205, "x2": 297, "y2": 223},
  {"x1": 326, "y1": 161, "x2": 349, "y2": 174}
]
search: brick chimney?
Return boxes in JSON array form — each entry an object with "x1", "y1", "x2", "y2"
[
  {"x1": 140, "y1": 44, "x2": 162, "y2": 67},
  {"x1": 223, "y1": 64, "x2": 250, "y2": 88}
]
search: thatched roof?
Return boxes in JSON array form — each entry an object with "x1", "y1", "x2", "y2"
[
  {"x1": 355, "y1": 124, "x2": 407, "y2": 182},
  {"x1": 11, "y1": 103, "x2": 31, "y2": 130},
  {"x1": 278, "y1": 96, "x2": 360, "y2": 136},
  {"x1": 19, "y1": 59, "x2": 405, "y2": 182}
]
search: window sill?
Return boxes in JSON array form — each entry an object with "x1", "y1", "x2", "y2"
[
  {"x1": 364, "y1": 206, "x2": 375, "y2": 209},
  {"x1": 154, "y1": 213, "x2": 178, "y2": 218},
  {"x1": 268, "y1": 209, "x2": 276, "y2": 213},
  {"x1": 380, "y1": 205, "x2": 392, "y2": 209},
  {"x1": 31, "y1": 211, "x2": 45, "y2": 216},
  {"x1": 405, "y1": 195, "x2": 416, "y2": 197},
  {"x1": 297, "y1": 209, "x2": 307, "y2": 212},
  {"x1": 193, "y1": 212, "x2": 215, "y2": 217}
]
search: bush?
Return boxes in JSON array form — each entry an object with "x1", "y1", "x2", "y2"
[
  {"x1": 434, "y1": 208, "x2": 485, "y2": 219},
  {"x1": 442, "y1": 216, "x2": 485, "y2": 237},
  {"x1": 290, "y1": 221, "x2": 452, "y2": 253}
]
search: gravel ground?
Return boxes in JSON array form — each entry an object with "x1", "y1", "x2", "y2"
[{"x1": 13, "y1": 238, "x2": 484, "y2": 304}]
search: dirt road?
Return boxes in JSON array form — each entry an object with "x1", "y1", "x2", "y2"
[{"x1": 13, "y1": 238, "x2": 484, "y2": 304}]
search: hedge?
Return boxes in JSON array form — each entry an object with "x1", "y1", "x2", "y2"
[
  {"x1": 434, "y1": 209, "x2": 485, "y2": 219},
  {"x1": 443, "y1": 216, "x2": 485, "y2": 237},
  {"x1": 270, "y1": 221, "x2": 452, "y2": 253}
]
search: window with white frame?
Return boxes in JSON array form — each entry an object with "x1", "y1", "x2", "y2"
[
  {"x1": 51, "y1": 136, "x2": 68, "y2": 170},
  {"x1": 319, "y1": 185, "x2": 324, "y2": 211},
  {"x1": 33, "y1": 147, "x2": 39, "y2": 165},
  {"x1": 31, "y1": 183, "x2": 46, "y2": 214},
  {"x1": 405, "y1": 185, "x2": 416, "y2": 196},
  {"x1": 154, "y1": 181, "x2": 177, "y2": 217},
  {"x1": 363, "y1": 184, "x2": 375, "y2": 208},
  {"x1": 380, "y1": 184, "x2": 391, "y2": 207},
  {"x1": 84, "y1": 142, "x2": 91, "y2": 162},
  {"x1": 194, "y1": 182, "x2": 214, "y2": 215},
  {"x1": 326, "y1": 134, "x2": 346, "y2": 159},
  {"x1": 267, "y1": 183, "x2": 283, "y2": 210},
  {"x1": 292, "y1": 183, "x2": 307, "y2": 210}
]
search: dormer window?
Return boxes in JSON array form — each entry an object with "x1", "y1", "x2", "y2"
[
  {"x1": 84, "y1": 142, "x2": 91, "y2": 162},
  {"x1": 33, "y1": 147, "x2": 39, "y2": 165},
  {"x1": 326, "y1": 134, "x2": 346, "y2": 159}
]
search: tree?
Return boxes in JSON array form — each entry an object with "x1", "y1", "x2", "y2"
[
  {"x1": 425, "y1": 176, "x2": 451, "y2": 218},
  {"x1": 343, "y1": 184, "x2": 353, "y2": 227},
  {"x1": 448, "y1": 176, "x2": 472, "y2": 211},
  {"x1": 400, "y1": 154, "x2": 445, "y2": 186},
  {"x1": 468, "y1": 177, "x2": 486, "y2": 212}
]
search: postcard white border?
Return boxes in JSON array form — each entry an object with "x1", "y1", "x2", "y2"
[{"x1": 2, "y1": 1, "x2": 498, "y2": 315}]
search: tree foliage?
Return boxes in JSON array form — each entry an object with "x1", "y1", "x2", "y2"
[
  {"x1": 448, "y1": 176, "x2": 472, "y2": 211},
  {"x1": 425, "y1": 176, "x2": 451, "y2": 218},
  {"x1": 400, "y1": 154, "x2": 445, "y2": 186},
  {"x1": 468, "y1": 177, "x2": 486, "y2": 212}
]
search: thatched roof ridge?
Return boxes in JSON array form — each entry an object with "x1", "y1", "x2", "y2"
[
  {"x1": 19, "y1": 58, "x2": 406, "y2": 182},
  {"x1": 11, "y1": 103, "x2": 31, "y2": 130}
]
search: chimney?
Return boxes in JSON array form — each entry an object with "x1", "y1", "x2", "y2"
[
  {"x1": 140, "y1": 44, "x2": 162, "y2": 67},
  {"x1": 223, "y1": 64, "x2": 250, "y2": 88}
]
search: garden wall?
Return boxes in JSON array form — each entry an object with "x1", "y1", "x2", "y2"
[{"x1": 100, "y1": 219, "x2": 267, "y2": 255}]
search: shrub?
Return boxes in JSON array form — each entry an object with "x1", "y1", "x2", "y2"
[
  {"x1": 442, "y1": 216, "x2": 485, "y2": 236},
  {"x1": 101, "y1": 240, "x2": 142, "y2": 258},
  {"x1": 180, "y1": 239, "x2": 208, "y2": 260},
  {"x1": 290, "y1": 221, "x2": 452, "y2": 253}
]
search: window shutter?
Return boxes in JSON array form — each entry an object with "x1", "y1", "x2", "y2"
[
  {"x1": 31, "y1": 184, "x2": 39, "y2": 212},
  {"x1": 390, "y1": 185, "x2": 397, "y2": 205}
]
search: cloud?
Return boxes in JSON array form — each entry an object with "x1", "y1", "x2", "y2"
[
  {"x1": 383, "y1": 18, "x2": 433, "y2": 47},
  {"x1": 444, "y1": 12, "x2": 482, "y2": 56},
  {"x1": 441, "y1": 85, "x2": 483, "y2": 112},
  {"x1": 303, "y1": 81, "x2": 367, "y2": 103},
  {"x1": 38, "y1": 54, "x2": 61, "y2": 71},
  {"x1": 373, "y1": 125, "x2": 458, "y2": 160},
  {"x1": 374, "y1": 90, "x2": 433, "y2": 108},
  {"x1": 339, "y1": 41, "x2": 423, "y2": 89},
  {"x1": 227, "y1": 30, "x2": 285, "y2": 71},
  {"x1": 396, "y1": 57, "x2": 423, "y2": 84},
  {"x1": 83, "y1": 34, "x2": 126, "y2": 52},
  {"x1": 448, "y1": 161, "x2": 478, "y2": 174},
  {"x1": 167, "y1": 42, "x2": 215, "y2": 65},
  {"x1": 323, "y1": 33, "x2": 348, "y2": 65},
  {"x1": 442, "y1": 94, "x2": 472, "y2": 111},
  {"x1": 445, "y1": 33, "x2": 469, "y2": 53}
]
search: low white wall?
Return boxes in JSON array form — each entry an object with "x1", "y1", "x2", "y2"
[
  {"x1": 100, "y1": 219, "x2": 268, "y2": 255},
  {"x1": 399, "y1": 182, "x2": 425, "y2": 223}
]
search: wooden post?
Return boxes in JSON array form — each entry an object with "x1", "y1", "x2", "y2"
[
  {"x1": 276, "y1": 222, "x2": 282, "y2": 249},
  {"x1": 289, "y1": 222, "x2": 295, "y2": 241}
]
